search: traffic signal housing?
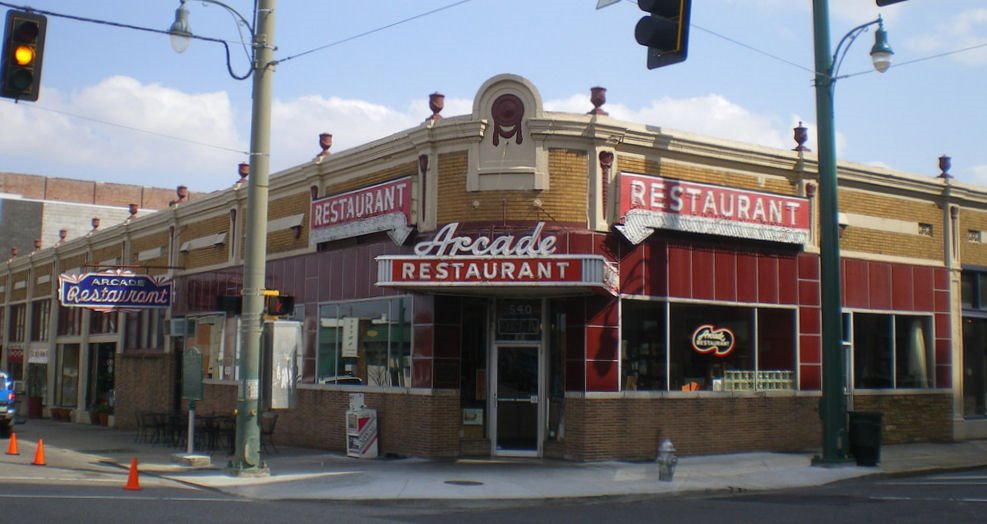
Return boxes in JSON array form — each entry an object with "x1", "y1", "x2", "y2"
[
  {"x1": 265, "y1": 294, "x2": 295, "y2": 317},
  {"x1": 1, "y1": 10, "x2": 46, "y2": 101},
  {"x1": 635, "y1": 0, "x2": 691, "y2": 70}
]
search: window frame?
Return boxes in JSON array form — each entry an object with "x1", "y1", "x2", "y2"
[
  {"x1": 316, "y1": 296, "x2": 412, "y2": 388},
  {"x1": 620, "y1": 299, "x2": 798, "y2": 393}
]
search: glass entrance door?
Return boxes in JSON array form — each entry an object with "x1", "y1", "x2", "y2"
[{"x1": 493, "y1": 345, "x2": 541, "y2": 455}]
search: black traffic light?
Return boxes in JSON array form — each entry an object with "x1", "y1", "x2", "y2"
[
  {"x1": 265, "y1": 295, "x2": 295, "y2": 317},
  {"x1": 876, "y1": 1, "x2": 908, "y2": 6},
  {"x1": 1, "y1": 10, "x2": 46, "y2": 101},
  {"x1": 635, "y1": 0, "x2": 691, "y2": 70}
]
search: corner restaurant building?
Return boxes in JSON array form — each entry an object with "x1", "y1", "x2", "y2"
[{"x1": 5, "y1": 74, "x2": 987, "y2": 460}]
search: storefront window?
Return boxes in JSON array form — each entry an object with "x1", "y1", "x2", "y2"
[
  {"x1": 55, "y1": 343, "x2": 80, "y2": 407},
  {"x1": 495, "y1": 299, "x2": 541, "y2": 342},
  {"x1": 621, "y1": 301, "x2": 796, "y2": 392},
  {"x1": 962, "y1": 317, "x2": 987, "y2": 416},
  {"x1": 123, "y1": 309, "x2": 165, "y2": 351},
  {"x1": 57, "y1": 305, "x2": 82, "y2": 336},
  {"x1": 621, "y1": 300, "x2": 667, "y2": 391},
  {"x1": 961, "y1": 271, "x2": 987, "y2": 310},
  {"x1": 962, "y1": 270, "x2": 987, "y2": 416},
  {"x1": 670, "y1": 304, "x2": 754, "y2": 391},
  {"x1": 89, "y1": 310, "x2": 118, "y2": 334},
  {"x1": 30, "y1": 299, "x2": 50, "y2": 341},
  {"x1": 317, "y1": 297, "x2": 411, "y2": 387},
  {"x1": 852, "y1": 312, "x2": 933, "y2": 389},
  {"x1": 8, "y1": 303, "x2": 25, "y2": 342}
]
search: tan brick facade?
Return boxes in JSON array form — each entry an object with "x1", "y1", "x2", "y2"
[
  {"x1": 2, "y1": 74, "x2": 975, "y2": 461},
  {"x1": 267, "y1": 191, "x2": 310, "y2": 255},
  {"x1": 840, "y1": 188, "x2": 943, "y2": 260},
  {"x1": 31, "y1": 262, "x2": 52, "y2": 297},
  {"x1": 959, "y1": 208, "x2": 987, "y2": 266},
  {"x1": 179, "y1": 214, "x2": 230, "y2": 269},
  {"x1": 91, "y1": 243, "x2": 124, "y2": 267},
  {"x1": 435, "y1": 149, "x2": 588, "y2": 225},
  {"x1": 130, "y1": 231, "x2": 173, "y2": 276},
  {"x1": 8, "y1": 270, "x2": 28, "y2": 302}
]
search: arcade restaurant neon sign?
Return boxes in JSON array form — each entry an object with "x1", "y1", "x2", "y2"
[
  {"x1": 376, "y1": 222, "x2": 617, "y2": 294},
  {"x1": 58, "y1": 270, "x2": 173, "y2": 312}
]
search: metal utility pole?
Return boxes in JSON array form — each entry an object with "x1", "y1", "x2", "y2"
[{"x1": 231, "y1": 0, "x2": 276, "y2": 475}]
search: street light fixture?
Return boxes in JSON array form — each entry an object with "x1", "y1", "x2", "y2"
[
  {"x1": 169, "y1": 0, "x2": 277, "y2": 476},
  {"x1": 811, "y1": 0, "x2": 893, "y2": 465},
  {"x1": 167, "y1": 2, "x2": 191, "y2": 53}
]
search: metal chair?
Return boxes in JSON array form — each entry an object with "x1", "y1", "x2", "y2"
[{"x1": 260, "y1": 412, "x2": 279, "y2": 453}]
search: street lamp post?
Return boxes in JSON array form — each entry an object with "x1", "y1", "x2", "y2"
[
  {"x1": 811, "y1": 0, "x2": 892, "y2": 464},
  {"x1": 170, "y1": 0, "x2": 277, "y2": 475}
]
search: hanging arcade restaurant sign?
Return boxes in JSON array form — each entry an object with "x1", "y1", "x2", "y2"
[
  {"x1": 615, "y1": 172, "x2": 810, "y2": 245},
  {"x1": 58, "y1": 270, "x2": 173, "y2": 312},
  {"x1": 376, "y1": 222, "x2": 618, "y2": 295},
  {"x1": 310, "y1": 176, "x2": 414, "y2": 246}
]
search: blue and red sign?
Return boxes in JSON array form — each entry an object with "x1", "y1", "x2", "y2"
[{"x1": 58, "y1": 270, "x2": 173, "y2": 312}]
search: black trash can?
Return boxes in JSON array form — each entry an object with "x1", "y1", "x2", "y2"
[{"x1": 848, "y1": 411, "x2": 882, "y2": 466}]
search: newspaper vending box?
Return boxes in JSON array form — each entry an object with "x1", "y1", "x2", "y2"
[{"x1": 346, "y1": 393, "x2": 378, "y2": 458}]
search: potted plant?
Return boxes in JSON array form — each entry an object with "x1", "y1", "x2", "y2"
[{"x1": 92, "y1": 403, "x2": 112, "y2": 426}]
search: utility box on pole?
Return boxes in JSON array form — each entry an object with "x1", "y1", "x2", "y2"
[{"x1": 262, "y1": 320, "x2": 302, "y2": 410}]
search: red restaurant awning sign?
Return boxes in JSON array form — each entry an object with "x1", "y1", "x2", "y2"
[
  {"x1": 376, "y1": 222, "x2": 618, "y2": 295},
  {"x1": 616, "y1": 172, "x2": 810, "y2": 245},
  {"x1": 310, "y1": 176, "x2": 414, "y2": 245}
]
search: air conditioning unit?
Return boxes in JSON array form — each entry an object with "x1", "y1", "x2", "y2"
[{"x1": 165, "y1": 318, "x2": 193, "y2": 337}]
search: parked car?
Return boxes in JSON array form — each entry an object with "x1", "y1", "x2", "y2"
[{"x1": 0, "y1": 371, "x2": 15, "y2": 438}]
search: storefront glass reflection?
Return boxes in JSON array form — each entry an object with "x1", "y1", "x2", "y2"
[
  {"x1": 317, "y1": 297, "x2": 412, "y2": 387},
  {"x1": 621, "y1": 301, "x2": 796, "y2": 392},
  {"x1": 852, "y1": 312, "x2": 933, "y2": 389}
]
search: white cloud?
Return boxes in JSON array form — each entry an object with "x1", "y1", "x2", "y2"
[
  {"x1": 270, "y1": 95, "x2": 417, "y2": 166},
  {"x1": 548, "y1": 93, "x2": 791, "y2": 150},
  {"x1": 0, "y1": 76, "x2": 242, "y2": 190},
  {"x1": 909, "y1": 9, "x2": 987, "y2": 66},
  {"x1": 969, "y1": 164, "x2": 987, "y2": 187},
  {"x1": 270, "y1": 95, "x2": 474, "y2": 169}
]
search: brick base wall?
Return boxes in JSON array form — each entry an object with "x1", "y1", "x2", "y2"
[
  {"x1": 182, "y1": 384, "x2": 463, "y2": 458},
  {"x1": 852, "y1": 393, "x2": 953, "y2": 443},
  {"x1": 114, "y1": 351, "x2": 177, "y2": 430},
  {"x1": 114, "y1": 374, "x2": 953, "y2": 461},
  {"x1": 561, "y1": 392, "x2": 953, "y2": 461},
  {"x1": 562, "y1": 395, "x2": 821, "y2": 461}
]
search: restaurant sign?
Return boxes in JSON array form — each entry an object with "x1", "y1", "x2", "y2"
[
  {"x1": 691, "y1": 324, "x2": 735, "y2": 357},
  {"x1": 616, "y1": 172, "x2": 810, "y2": 245},
  {"x1": 58, "y1": 270, "x2": 173, "y2": 312},
  {"x1": 310, "y1": 176, "x2": 414, "y2": 246},
  {"x1": 376, "y1": 222, "x2": 618, "y2": 295}
]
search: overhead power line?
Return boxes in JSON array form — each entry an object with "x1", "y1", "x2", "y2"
[{"x1": 275, "y1": 0, "x2": 474, "y2": 65}]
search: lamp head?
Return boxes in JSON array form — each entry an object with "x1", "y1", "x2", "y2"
[
  {"x1": 169, "y1": 0, "x2": 192, "y2": 53},
  {"x1": 870, "y1": 18, "x2": 894, "y2": 73}
]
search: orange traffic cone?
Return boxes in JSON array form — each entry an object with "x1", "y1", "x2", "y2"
[
  {"x1": 31, "y1": 438, "x2": 45, "y2": 466},
  {"x1": 124, "y1": 457, "x2": 142, "y2": 491},
  {"x1": 5, "y1": 432, "x2": 18, "y2": 455}
]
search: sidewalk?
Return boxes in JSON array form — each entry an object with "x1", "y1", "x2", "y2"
[{"x1": 5, "y1": 418, "x2": 987, "y2": 502}]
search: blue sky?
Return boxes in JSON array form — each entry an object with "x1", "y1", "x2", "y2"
[{"x1": 0, "y1": 0, "x2": 984, "y2": 193}]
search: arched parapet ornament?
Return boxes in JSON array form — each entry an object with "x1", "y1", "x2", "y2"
[{"x1": 468, "y1": 74, "x2": 548, "y2": 192}]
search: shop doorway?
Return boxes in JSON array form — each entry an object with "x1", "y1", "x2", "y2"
[
  {"x1": 86, "y1": 342, "x2": 115, "y2": 412},
  {"x1": 491, "y1": 343, "x2": 542, "y2": 456}
]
